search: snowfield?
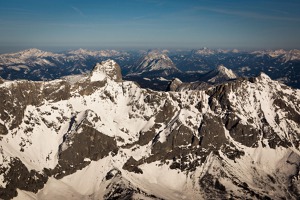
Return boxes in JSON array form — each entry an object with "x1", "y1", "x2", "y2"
[{"x1": 0, "y1": 59, "x2": 299, "y2": 199}]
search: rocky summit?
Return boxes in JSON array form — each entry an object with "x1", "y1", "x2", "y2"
[
  {"x1": 200, "y1": 65, "x2": 238, "y2": 84},
  {"x1": 129, "y1": 50, "x2": 181, "y2": 77},
  {"x1": 0, "y1": 60, "x2": 300, "y2": 200}
]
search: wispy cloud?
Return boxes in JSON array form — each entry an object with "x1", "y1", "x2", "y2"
[
  {"x1": 71, "y1": 6, "x2": 85, "y2": 17},
  {"x1": 194, "y1": 6, "x2": 300, "y2": 22}
]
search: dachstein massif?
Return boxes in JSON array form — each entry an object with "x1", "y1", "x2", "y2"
[{"x1": 0, "y1": 59, "x2": 300, "y2": 200}]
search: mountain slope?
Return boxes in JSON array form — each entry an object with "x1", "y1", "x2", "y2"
[
  {"x1": 166, "y1": 65, "x2": 237, "y2": 92},
  {"x1": 200, "y1": 65, "x2": 237, "y2": 84},
  {"x1": 0, "y1": 60, "x2": 299, "y2": 199},
  {"x1": 129, "y1": 50, "x2": 181, "y2": 76},
  {"x1": 166, "y1": 78, "x2": 211, "y2": 92}
]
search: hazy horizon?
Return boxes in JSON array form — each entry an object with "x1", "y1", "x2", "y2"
[{"x1": 2, "y1": 45, "x2": 300, "y2": 55}]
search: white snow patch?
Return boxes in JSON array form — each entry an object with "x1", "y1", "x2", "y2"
[
  {"x1": 123, "y1": 161, "x2": 201, "y2": 200},
  {"x1": 157, "y1": 77, "x2": 169, "y2": 81},
  {"x1": 37, "y1": 178, "x2": 85, "y2": 200},
  {"x1": 62, "y1": 74, "x2": 85, "y2": 84},
  {"x1": 8, "y1": 66, "x2": 22, "y2": 71},
  {"x1": 0, "y1": 173, "x2": 6, "y2": 188},
  {"x1": 90, "y1": 70, "x2": 106, "y2": 82}
]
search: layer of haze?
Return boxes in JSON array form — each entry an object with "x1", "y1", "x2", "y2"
[{"x1": 0, "y1": 0, "x2": 299, "y2": 53}]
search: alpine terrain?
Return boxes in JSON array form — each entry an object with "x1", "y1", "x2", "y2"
[
  {"x1": 128, "y1": 50, "x2": 181, "y2": 76},
  {"x1": 0, "y1": 59, "x2": 300, "y2": 200}
]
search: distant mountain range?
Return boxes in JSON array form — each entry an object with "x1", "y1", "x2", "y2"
[
  {"x1": 0, "y1": 48, "x2": 299, "y2": 90},
  {"x1": 191, "y1": 47, "x2": 300, "y2": 62},
  {"x1": 251, "y1": 49, "x2": 300, "y2": 62},
  {"x1": 0, "y1": 48, "x2": 131, "y2": 80}
]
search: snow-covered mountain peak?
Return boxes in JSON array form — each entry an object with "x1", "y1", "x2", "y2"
[
  {"x1": 12, "y1": 48, "x2": 58, "y2": 58},
  {"x1": 285, "y1": 49, "x2": 300, "y2": 62},
  {"x1": 258, "y1": 72, "x2": 271, "y2": 79},
  {"x1": 90, "y1": 59, "x2": 122, "y2": 82},
  {"x1": 216, "y1": 65, "x2": 237, "y2": 79},
  {"x1": 255, "y1": 72, "x2": 272, "y2": 83},
  {"x1": 232, "y1": 48, "x2": 240, "y2": 53},
  {"x1": 173, "y1": 77, "x2": 182, "y2": 83},
  {"x1": 68, "y1": 49, "x2": 122, "y2": 57},
  {"x1": 194, "y1": 47, "x2": 215, "y2": 55},
  {"x1": 21, "y1": 48, "x2": 43, "y2": 54},
  {"x1": 252, "y1": 49, "x2": 300, "y2": 62},
  {"x1": 92, "y1": 59, "x2": 118, "y2": 73},
  {"x1": 270, "y1": 49, "x2": 286, "y2": 56},
  {"x1": 145, "y1": 50, "x2": 169, "y2": 61},
  {"x1": 69, "y1": 48, "x2": 90, "y2": 55},
  {"x1": 129, "y1": 51, "x2": 180, "y2": 76},
  {"x1": 193, "y1": 48, "x2": 242, "y2": 55},
  {"x1": 202, "y1": 65, "x2": 237, "y2": 84}
]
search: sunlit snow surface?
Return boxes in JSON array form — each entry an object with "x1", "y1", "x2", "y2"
[{"x1": 1, "y1": 61, "x2": 299, "y2": 199}]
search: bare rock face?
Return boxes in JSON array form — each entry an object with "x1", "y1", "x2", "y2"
[
  {"x1": 198, "y1": 114, "x2": 227, "y2": 150},
  {"x1": 0, "y1": 123, "x2": 8, "y2": 135},
  {"x1": 122, "y1": 157, "x2": 143, "y2": 174},
  {"x1": 166, "y1": 78, "x2": 182, "y2": 91},
  {"x1": 0, "y1": 80, "x2": 71, "y2": 131},
  {"x1": 167, "y1": 78, "x2": 212, "y2": 91},
  {"x1": 53, "y1": 118, "x2": 119, "y2": 178},
  {"x1": 0, "y1": 158, "x2": 48, "y2": 200},
  {"x1": 103, "y1": 169, "x2": 160, "y2": 200}
]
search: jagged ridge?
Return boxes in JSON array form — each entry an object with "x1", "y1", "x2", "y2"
[{"x1": 0, "y1": 60, "x2": 299, "y2": 199}]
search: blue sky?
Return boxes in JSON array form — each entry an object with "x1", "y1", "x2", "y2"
[{"x1": 0, "y1": 0, "x2": 299, "y2": 52}]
